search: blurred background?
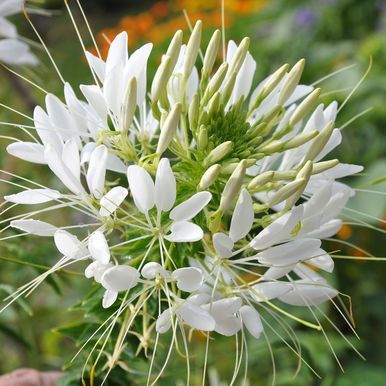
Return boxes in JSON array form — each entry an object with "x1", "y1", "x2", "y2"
[{"x1": 0, "y1": 0, "x2": 385, "y2": 385}]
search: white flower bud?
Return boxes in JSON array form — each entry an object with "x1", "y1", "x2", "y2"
[
  {"x1": 202, "y1": 29, "x2": 221, "y2": 78},
  {"x1": 260, "y1": 63, "x2": 289, "y2": 99},
  {"x1": 183, "y1": 20, "x2": 202, "y2": 79},
  {"x1": 312, "y1": 159, "x2": 339, "y2": 174},
  {"x1": 278, "y1": 59, "x2": 305, "y2": 105},
  {"x1": 121, "y1": 76, "x2": 137, "y2": 133},
  {"x1": 248, "y1": 171, "x2": 274, "y2": 189},
  {"x1": 220, "y1": 160, "x2": 247, "y2": 211},
  {"x1": 285, "y1": 161, "x2": 313, "y2": 208},
  {"x1": 166, "y1": 29, "x2": 183, "y2": 78},
  {"x1": 283, "y1": 130, "x2": 318, "y2": 150},
  {"x1": 197, "y1": 125, "x2": 208, "y2": 150},
  {"x1": 289, "y1": 88, "x2": 321, "y2": 126},
  {"x1": 304, "y1": 121, "x2": 334, "y2": 161},
  {"x1": 268, "y1": 178, "x2": 306, "y2": 207},
  {"x1": 151, "y1": 55, "x2": 171, "y2": 103},
  {"x1": 188, "y1": 93, "x2": 199, "y2": 133},
  {"x1": 202, "y1": 62, "x2": 228, "y2": 105},
  {"x1": 204, "y1": 141, "x2": 233, "y2": 166},
  {"x1": 227, "y1": 37, "x2": 250, "y2": 77},
  {"x1": 156, "y1": 103, "x2": 182, "y2": 154},
  {"x1": 199, "y1": 164, "x2": 221, "y2": 190}
]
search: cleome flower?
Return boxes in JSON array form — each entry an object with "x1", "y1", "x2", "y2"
[{"x1": 0, "y1": 8, "x2": 377, "y2": 384}]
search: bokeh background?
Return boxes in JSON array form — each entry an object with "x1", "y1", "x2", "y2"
[{"x1": 0, "y1": 0, "x2": 385, "y2": 385}]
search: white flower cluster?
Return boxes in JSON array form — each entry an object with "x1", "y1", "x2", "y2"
[
  {"x1": 0, "y1": 0, "x2": 37, "y2": 65},
  {"x1": 2, "y1": 20, "x2": 363, "y2": 379}
]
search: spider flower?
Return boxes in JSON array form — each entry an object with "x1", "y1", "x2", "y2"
[{"x1": 0, "y1": 14, "x2": 370, "y2": 384}]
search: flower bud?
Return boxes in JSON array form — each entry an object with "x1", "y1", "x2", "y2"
[
  {"x1": 220, "y1": 160, "x2": 247, "y2": 211},
  {"x1": 278, "y1": 59, "x2": 305, "y2": 105},
  {"x1": 202, "y1": 62, "x2": 228, "y2": 105},
  {"x1": 259, "y1": 140, "x2": 283, "y2": 154},
  {"x1": 199, "y1": 164, "x2": 221, "y2": 190},
  {"x1": 268, "y1": 178, "x2": 306, "y2": 207},
  {"x1": 304, "y1": 121, "x2": 334, "y2": 161},
  {"x1": 121, "y1": 76, "x2": 137, "y2": 133},
  {"x1": 248, "y1": 171, "x2": 274, "y2": 189},
  {"x1": 156, "y1": 103, "x2": 181, "y2": 154},
  {"x1": 227, "y1": 37, "x2": 250, "y2": 77},
  {"x1": 220, "y1": 70, "x2": 238, "y2": 106},
  {"x1": 283, "y1": 130, "x2": 318, "y2": 150},
  {"x1": 208, "y1": 92, "x2": 221, "y2": 116},
  {"x1": 289, "y1": 88, "x2": 321, "y2": 126},
  {"x1": 204, "y1": 141, "x2": 233, "y2": 166},
  {"x1": 202, "y1": 29, "x2": 221, "y2": 78},
  {"x1": 285, "y1": 161, "x2": 313, "y2": 208},
  {"x1": 151, "y1": 55, "x2": 171, "y2": 103},
  {"x1": 188, "y1": 93, "x2": 199, "y2": 133},
  {"x1": 197, "y1": 125, "x2": 208, "y2": 150},
  {"x1": 166, "y1": 30, "x2": 183, "y2": 78},
  {"x1": 260, "y1": 63, "x2": 290, "y2": 99},
  {"x1": 183, "y1": 20, "x2": 202, "y2": 79},
  {"x1": 312, "y1": 159, "x2": 339, "y2": 174}
]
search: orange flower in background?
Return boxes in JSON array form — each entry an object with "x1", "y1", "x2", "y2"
[
  {"x1": 90, "y1": 0, "x2": 267, "y2": 59},
  {"x1": 337, "y1": 224, "x2": 353, "y2": 240}
]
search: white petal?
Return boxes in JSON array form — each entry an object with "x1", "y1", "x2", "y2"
[
  {"x1": 88, "y1": 230, "x2": 110, "y2": 264},
  {"x1": 87, "y1": 145, "x2": 107, "y2": 199},
  {"x1": 101, "y1": 265, "x2": 140, "y2": 292},
  {"x1": 164, "y1": 221, "x2": 203, "y2": 243},
  {"x1": 323, "y1": 163, "x2": 363, "y2": 179},
  {"x1": 85, "y1": 51, "x2": 106, "y2": 81},
  {"x1": 177, "y1": 301, "x2": 215, "y2": 331},
  {"x1": 229, "y1": 189, "x2": 254, "y2": 242},
  {"x1": 251, "y1": 206, "x2": 304, "y2": 250},
  {"x1": 156, "y1": 308, "x2": 173, "y2": 333},
  {"x1": 62, "y1": 139, "x2": 80, "y2": 181},
  {"x1": 252, "y1": 281, "x2": 291, "y2": 302},
  {"x1": 105, "y1": 32, "x2": 128, "y2": 74},
  {"x1": 45, "y1": 145, "x2": 85, "y2": 196},
  {"x1": 263, "y1": 265, "x2": 294, "y2": 280},
  {"x1": 213, "y1": 233, "x2": 234, "y2": 258},
  {"x1": 54, "y1": 230, "x2": 84, "y2": 259},
  {"x1": 127, "y1": 165, "x2": 155, "y2": 213},
  {"x1": 102, "y1": 290, "x2": 118, "y2": 308},
  {"x1": 204, "y1": 297, "x2": 243, "y2": 320},
  {"x1": 215, "y1": 315, "x2": 241, "y2": 336},
  {"x1": 308, "y1": 252, "x2": 334, "y2": 272},
  {"x1": 155, "y1": 158, "x2": 176, "y2": 212},
  {"x1": 10, "y1": 219, "x2": 57, "y2": 237},
  {"x1": 6, "y1": 142, "x2": 45, "y2": 164},
  {"x1": 278, "y1": 280, "x2": 338, "y2": 306},
  {"x1": 257, "y1": 238, "x2": 322, "y2": 266},
  {"x1": 99, "y1": 186, "x2": 128, "y2": 217},
  {"x1": 240, "y1": 305, "x2": 263, "y2": 338},
  {"x1": 169, "y1": 191, "x2": 212, "y2": 221},
  {"x1": 172, "y1": 267, "x2": 203, "y2": 292},
  {"x1": 5, "y1": 189, "x2": 61, "y2": 204},
  {"x1": 85, "y1": 260, "x2": 112, "y2": 282},
  {"x1": 141, "y1": 262, "x2": 170, "y2": 279}
]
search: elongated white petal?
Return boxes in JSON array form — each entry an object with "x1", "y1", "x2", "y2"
[
  {"x1": 251, "y1": 205, "x2": 304, "y2": 250},
  {"x1": 62, "y1": 139, "x2": 80, "y2": 181},
  {"x1": 177, "y1": 301, "x2": 215, "y2": 331},
  {"x1": 99, "y1": 186, "x2": 128, "y2": 217},
  {"x1": 240, "y1": 305, "x2": 263, "y2": 338},
  {"x1": 127, "y1": 165, "x2": 155, "y2": 213},
  {"x1": 164, "y1": 221, "x2": 203, "y2": 242},
  {"x1": 308, "y1": 252, "x2": 334, "y2": 272},
  {"x1": 141, "y1": 262, "x2": 170, "y2": 279},
  {"x1": 156, "y1": 308, "x2": 173, "y2": 333},
  {"x1": 215, "y1": 315, "x2": 241, "y2": 336},
  {"x1": 263, "y1": 265, "x2": 294, "y2": 280},
  {"x1": 229, "y1": 188, "x2": 254, "y2": 242},
  {"x1": 172, "y1": 267, "x2": 203, "y2": 292},
  {"x1": 84, "y1": 261, "x2": 112, "y2": 282},
  {"x1": 278, "y1": 280, "x2": 338, "y2": 306},
  {"x1": 204, "y1": 297, "x2": 243, "y2": 320},
  {"x1": 252, "y1": 281, "x2": 291, "y2": 301},
  {"x1": 88, "y1": 231, "x2": 110, "y2": 264},
  {"x1": 10, "y1": 219, "x2": 57, "y2": 237},
  {"x1": 54, "y1": 230, "x2": 85, "y2": 259},
  {"x1": 155, "y1": 158, "x2": 176, "y2": 212},
  {"x1": 213, "y1": 232, "x2": 234, "y2": 258},
  {"x1": 101, "y1": 265, "x2": 140, "y2": 292},
  {"x1": 169, "y1": 191, "x2": 212, "y2": 221},
  {"x1": 45, "y1": 145, "x2": 85, "y2": 196},
  {"x1": 5, "y1": 189, "x2": 61, "y2": 204},
  {"x1": 257, "y1": 238, "x2": 321, "y2": 266},
  {"x1": 102, "y1": 290, "x2": 118, "y2": 309},
  {"x1": 87, "y1": 145, "x2": 108, "y2": 199},
  {"x1": 7, "y1": 142, "x2": 45, "y2": 164}
]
